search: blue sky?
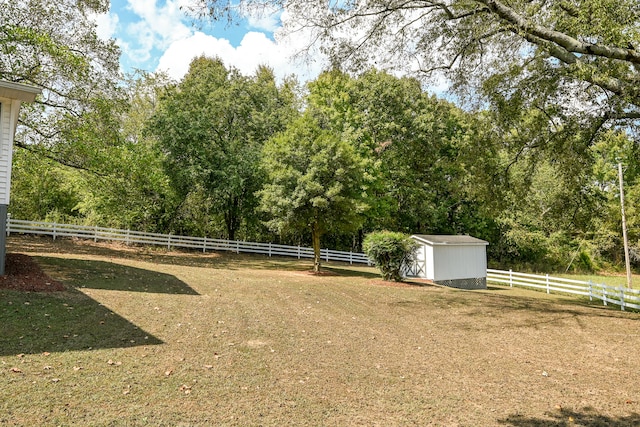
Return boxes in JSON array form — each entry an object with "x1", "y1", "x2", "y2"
[{"x1": 93, "y1": 0, "x2": 324, "y2": 82}]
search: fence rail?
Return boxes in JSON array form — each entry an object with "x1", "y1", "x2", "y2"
[
  {"x1": 487, "y1": 268, "x2": 640, "y2": 311},
  {"x1": 6, "y1": 219, "x2": 371, "y2": 265},
  {"x1": 8, "y1": 219, "x2": 637, "y2": 310}
]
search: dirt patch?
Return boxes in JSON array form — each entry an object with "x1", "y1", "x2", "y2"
[{"x1": 0, "y1": 253, "x2": 65, "y2": 292}]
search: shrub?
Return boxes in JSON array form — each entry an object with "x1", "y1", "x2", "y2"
[{"x1": 363, "y1": 231, "x2": 419, "y2": 281}]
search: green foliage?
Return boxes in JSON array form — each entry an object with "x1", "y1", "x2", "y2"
[
  {"x1": 2, "y1": 0, "x2": 124, "y2": 169},
  {"x1": 147, "y1": 58, "x2": 296, "y2": 239},
  {"x1": 259, "y1": 112, "x2": 368, "y2": 271},
  {"x1": 5, "y1": 1, "x2": 639, "y2": 275},
  {"x1": 10, "y1": 149, "x2": 82, "y2": 223},
  {"x1": 363, "y1": 231, "x2": 418, "y2": 281}
]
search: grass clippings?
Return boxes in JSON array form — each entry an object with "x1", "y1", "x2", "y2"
[{"x1": 1, "y1": 235, "x2": 639, "y2": 426}]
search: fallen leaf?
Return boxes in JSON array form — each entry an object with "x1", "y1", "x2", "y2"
[
  {"x1": 73, "y1": 366, "x2": 82, "y2": 371},
  {"x1": 51, "y1": 378, "x2": 60, "y2": 383},
  {"x1": 17, "y1": 354, "x2": 24, "y2": 358},
  {"x1": 10, "y1": 367, "x2": 22, "y2": 373},
  {"x1": 107, "y1": 360, "x2": 122, "y2": 366},
  {"x1": 203, "y1": 365, "x2": 213, "y2": 369},
  {"x1": 123, "y1": 385, "x2": 131, "y2": 395},
  {"x1": 165, "y1": 369, "x2": 173, "y2": 376},
  {"x1": 179, "y1": 384, "x2": 192, "y2": 394},
  {"x1": 42, "y1": 352, "x2": 50, "y2": 356}
]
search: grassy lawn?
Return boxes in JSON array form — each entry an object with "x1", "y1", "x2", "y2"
[
  {"x1": 2, "y1": 236, "x2": 640, "y2": 426},
  {"x1": 556, "y1": 272, "x2": 640, "y2": 290}
]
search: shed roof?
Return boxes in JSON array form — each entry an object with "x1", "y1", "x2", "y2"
[
  {"x1": 411, "y1": 234, "x2": 488, "y2": 246},
  {"x1": 0, "y1": 81, "x2": 41, "y2": 102}
]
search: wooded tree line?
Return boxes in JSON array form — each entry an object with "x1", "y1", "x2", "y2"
[{"x1": 4, "y1": 0, "x2": 639, "y2": 272}]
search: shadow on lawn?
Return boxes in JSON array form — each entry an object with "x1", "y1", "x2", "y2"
[
  {"x1": 36, "y1": 256, "x2": 199, "y2": 295},
  {"x1": 0, "y1": 287, "x2": 163, "y2": 356},
  {"x1": 9, "y1": 235, "x2": 368, "y2": 273},
  {"x1": 498, "y1": 408, "x2": 640, "y2": 426},
  {"x1": 0, "y1": 254, "x2": 198, "y2": 356}
]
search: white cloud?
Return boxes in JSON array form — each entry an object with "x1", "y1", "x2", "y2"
[
  {"x1": 125, "y1": 0, "x2": 192, "y2": 48},
  {"x1": 156, "y1": 30, "x2": 325, "y2": 83},
  {"x1": 112, "y1": 0, "x2": 193, "y2": 66},
  {"x1": 91, "y1": 1, "x2": 328, "y2": 83},
  {"x1": 91, "y1": 10, "x2": 120, "y2": 40}
]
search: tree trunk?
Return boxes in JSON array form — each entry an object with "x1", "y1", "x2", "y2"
[
  {"x1": 225, "y1": 196, "x2": 240, "y2": 242},
  {"x1": 311, "y1": 221, "x2": 321, "y2": 273}
]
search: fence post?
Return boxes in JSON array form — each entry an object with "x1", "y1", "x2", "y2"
[
  {"x1": 349, "y1": 251, "x2": 353, "y2": 265},
  {"x1": 269, "y1": 242, "x2": 272, "y2": 257},
  {"x1": 167, "y1": 234, "x2": 171, "y2": 250},
  {"x1": 325, "y1": 249, "x2": 329, "y2": 262},
  {"x1": 603, "y1": 286, "x2": 608, "y2": 306},
  {"x1": 53, "y1": 222, "x2": 57, "y2": 240},
  {"x1": 546, "y1": 274, "x2": 550, "y2": 294},
  {"x1": 126, "y1": 229, "x2": 130, "y2": 245},
  {"x1": 509, "y1": 269, "x2": 513, "y2": 288},
  {"x1": 619, "y1": 286, "x2": 626, "y2": 311},
  {"x1": 297, "y1": 245, "x2": 300, "y2": 259},
  {"x1": 236, "y1": 240, "x2": 240, "y2": 254},
  {"x1": 588, "y1": 281, "x2": 593, "y2": 302},
  {"x1": 203, "y1": 236, "x2": 207, "y2": 253}
]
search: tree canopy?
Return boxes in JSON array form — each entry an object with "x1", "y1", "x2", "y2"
[
  {"x1": 259, "y1": 111, "x2": 368, "y2": 272},
  {"x1": 147, "y1": 57, "x2": 297, "y2": 239},
  {"x1": 190, "y1": 0, "x2": 640, "y2": 134},
  {"x1": 1, "y1": 0, "x2": 123, "y2": 172},
  {"x1": 4, "y1": 0, "x2": 639, "y2": 273}
]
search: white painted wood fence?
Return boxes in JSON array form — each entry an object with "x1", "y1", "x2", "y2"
[
  {"x1": 487, "y1": 268, "x2": 640, "y2": 311},
  {"x1": 6, "y1": 219, "x2": 371, "y2": 265},
  {"x1": 6, "y1": 218, "x2": 638, "y2": 310}
]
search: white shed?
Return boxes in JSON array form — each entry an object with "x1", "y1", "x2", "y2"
[
  {"x1": 0, "y1": 81, "x2": 41, "y2": 274},
  {"x1": 405, "y1": 235, "x2": 488, "y2": 289}
]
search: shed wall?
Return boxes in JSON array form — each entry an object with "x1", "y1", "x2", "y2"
[{"x1": 432, "y1": 245, "x2": 487, "y2": 281}]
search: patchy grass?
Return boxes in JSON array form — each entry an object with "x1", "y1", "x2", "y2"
[
  {"x1": 2, "y1": 236, "x2": 640, "y2": 426},
  {"x1": 557, "y1": 272, "x2": 640, "y2": 290}
]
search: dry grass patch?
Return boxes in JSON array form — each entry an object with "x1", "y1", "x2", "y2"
[{"x1": 1, "y1": 236, "x2": 639, "y2": 426}]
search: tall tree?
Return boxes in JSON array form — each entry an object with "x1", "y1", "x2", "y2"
[
  {"x1": 147, "y1": 57, "x2": 296, "y2": 239},
  {"x1": 259, "y1": 112, "x2": 367, "y2": 272},
  {"x1": 73, "y1": 72, "x2": 176, "y2": 231},
  {"x1": 303, "y1": 69, "x2": 494, "y2": 241},
  {"x1": 1, "y1": 0, "x2": 124, "y2": 171},
  {"x1": 189, "y1": 0, "x2": 640, "y2": 142}
]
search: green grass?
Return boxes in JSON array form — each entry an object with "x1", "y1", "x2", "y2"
[
  {"x1": 556, "y1": 272, "x2": 640, "y2": 289},
  {"x1": 2, "y1": 236, "x2": 640, "y2": 426}
]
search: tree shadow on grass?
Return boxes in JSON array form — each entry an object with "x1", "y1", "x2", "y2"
[
  {"x1": 498, "y1": 408, "x2": 640, "y2": 426},
  {"x1": 0, "y1": 254, "x2": 202, "y2": 356},
  {"x1": 465, "y1": 288, "x2": 640, "y2": 322},
  {"x1": 0, "y1": 287, "x2": 163, "y2": 356},
  {"x1": 9, "y1": 235, "x2": 369, "y2": 273},
  {"x1": 36, "y1": 256, "x2": 199, "y2": 295},
  {"x1": 321, "y1": 265, "x2": 380, "y2": 279}
]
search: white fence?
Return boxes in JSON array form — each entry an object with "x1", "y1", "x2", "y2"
[
  {"x1": 487, "y1": 268, "x2": 640, "y2": 311},
  {"x1": 6, "y1": 219, "x2": 371, "y2": 265}
]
